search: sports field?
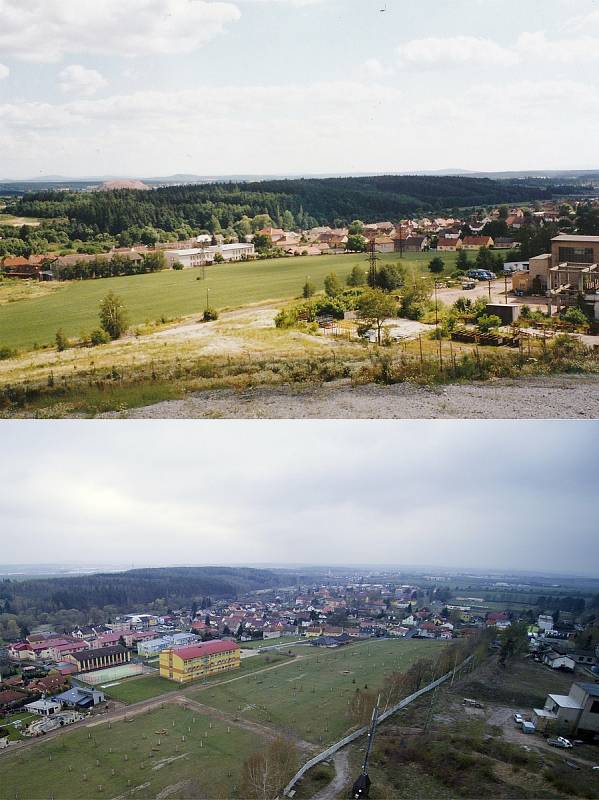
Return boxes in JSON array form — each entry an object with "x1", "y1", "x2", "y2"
[
  {"x1": 0, "y1": 251, "x2": 457, "y2": 351},
  {"x1": 194, "y1": 638, "x2": 447, "y2": 745},
  {"x1": 0, "y1": 705, "x2": 258, "y2": 800}
]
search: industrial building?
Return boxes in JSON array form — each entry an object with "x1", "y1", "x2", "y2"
[
  {"x1": 159, "y1": 640, "x2": 240, "y2": 683},
  {"x1": 164, "y1": 242, "x2": 255, "y2": 268},
  {"x1": 533, "y1": 682, "x2": 599, "y2": 736}
]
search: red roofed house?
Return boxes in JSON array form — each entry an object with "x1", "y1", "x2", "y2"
[
  {"x1": 159, "y1": 640, "x2": 240, "y2": 683},
  {"x1": 437, "y1": 238, "x2": 463, "y2": 252},
  {"x1": 462, "y1": 236, "x2": 494, "y2": 250}
]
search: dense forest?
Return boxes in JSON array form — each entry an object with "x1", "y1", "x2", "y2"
[
  {"x1": 8, "y1": 175, "x2": 551, "y2": 235},
  {"x1": 0, "y1": 566, "x2": 286, "y2": 640}
]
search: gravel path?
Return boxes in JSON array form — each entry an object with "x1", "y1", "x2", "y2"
[{"x1": 103, "y1": 374, "x2": 599, "y2": 419}]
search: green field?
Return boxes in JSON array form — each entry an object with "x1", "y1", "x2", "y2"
[
  {"x1": 194, "y1": 639, "x2": 447, "y2": 746},
  {"x1": 104, "y1": 652, "x2": 293, "y2": 704},
  {"x1": 0, "y1": 251, "x2": 457, "y2": 351},
  {"x1": 0, "y1": 705, "x2": 260, "y2": 800}
]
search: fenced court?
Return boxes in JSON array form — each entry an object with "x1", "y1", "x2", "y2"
[{"x1": 78, "y1": 662, "x2": 144, "y2": 686}]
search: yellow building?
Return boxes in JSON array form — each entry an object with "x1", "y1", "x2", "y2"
[{"x1": 159, "y1": 639, "x2": 240, "y2": 683}]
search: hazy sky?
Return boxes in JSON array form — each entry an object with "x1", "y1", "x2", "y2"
[
  {"x1": 2, "y1": 0, "x2": 599, "y2": 177},
  {"x1": 1, "y1": 420, "x2": 597, "y2": 574}
]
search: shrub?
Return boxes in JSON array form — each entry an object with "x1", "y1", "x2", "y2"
[
  {"x1": 89, "y1": 328, "x2": 110, "y2": 346},
  {"x1": 203, "y1": 307, "x2": 219, "y2": 321},
  {"x1": 171, "y1": 261, "x2": 184, "y2": 271},
  {"x1": 476, "y1": 314, "x2": 502, "y2": 333},
  {"x1": 562, "y1": 306, "x2": 588, "y2": 327},
  {"x1": 0, "y1": 345, "x2": 16, "y2": 360}
]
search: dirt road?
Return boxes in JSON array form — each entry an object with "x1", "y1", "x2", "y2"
[
  {"x1": 311, "y1": 750, "x2": 351, "y2": 800},
  {"x1": 106, "y1": 374, "x2": 599, "y2": 419}
]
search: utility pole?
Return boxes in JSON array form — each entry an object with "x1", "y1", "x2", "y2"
[{"x1": 367, "y1": 240, "x2": 379, "y2": 287}]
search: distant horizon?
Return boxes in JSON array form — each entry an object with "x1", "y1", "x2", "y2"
[{"x1": 3, "y1": 167, "x2": 599, "y2": 183}]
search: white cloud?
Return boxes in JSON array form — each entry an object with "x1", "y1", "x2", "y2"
[
  {"x1": 0, "y1": 0, "x2": 241, "y2": 63},
  {"x1": 59, "y1": 65, "x2": 108, "y2": 97},
  {"x1": 359, "y1": 58, "x2": 394, "y2": 80},
  {"x1": 396, "y1": 30, "x2": 599, "y2": 70},
  {"x1": 516, "y1": 31, "x2": 599, "y2": 64},
  {"x1": 397, "y1": 36, "x2": 518, "y2": 68},
  {"x1": 0, "y1": 63, "x2": 8, "y2": 80}
]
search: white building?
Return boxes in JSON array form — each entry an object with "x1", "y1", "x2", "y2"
[
  {"x1": 137, "y1": 632, "x2": 198, "y2": 657},
  {"x1": 538, "y1": 614, "x2": 554, "y2": 633},
  {"x1": 165, "y1": 243, "x2": 255, "y2": 268}
]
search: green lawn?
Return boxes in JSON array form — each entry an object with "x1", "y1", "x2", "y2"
[
  {"x1": 194, "y1": 639, "x2": 447, "y2": 746},
  {"x1": 0, "y1": 251, "x2": 458, "y2": 351},
  {"x1": 0, "y1": 705, "x2": 260, "y2": 800},
  {"x1": 104, "y1": 652, "x2": 293, "y2": 705}
]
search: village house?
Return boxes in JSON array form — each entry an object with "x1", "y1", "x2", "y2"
[
  {"x1": 437, "y1": 237, "x2": 462, "y2": 251},
  {"x1": 462, "y1": 236, "x2": 494, "y2": 249}
]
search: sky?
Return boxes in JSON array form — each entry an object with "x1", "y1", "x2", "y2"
[
  {"x1": 1, "y1": 420, "x2": 597, "y2": 574},
  {"x1": 2, "y1": 0, "x2": 599, "y2": 177}
]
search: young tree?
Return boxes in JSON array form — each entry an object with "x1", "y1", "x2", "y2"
[
  {"x1": 346, "y1": 264, "x2": 367, "y2": 287},
  {"x1": 357, "y1": 288, "x2": 397, "y2": 344},
  {"x1": 456, "y1": 249, "x2": 470, "y2": 271},
  {"x1": 55, "y1": 329, "x2": 68, "y2": 352},
  {"x1": 428, "y1": 256, "x2": 445, "y2": 275},
  {"x1": 324, "y1": 271, "x2": 342, "y2": 297},
  {"x1": 99, "y1": 291, "x2": 129, "y2": 340},
  {"x1": 302, "y1": 278, "x2": 316, "y2": 299}
]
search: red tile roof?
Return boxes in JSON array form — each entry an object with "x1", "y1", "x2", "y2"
[{"x1": 169, "y1": 640, "x2": 240, "y2": 661}]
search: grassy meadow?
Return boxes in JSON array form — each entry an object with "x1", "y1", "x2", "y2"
[
  {"x1": 0, "y1": 705, "x2": 259, "y2": 800},
  {"x1": 0, "y1": 251, "x2": 457, "y2": 351},
  {"x1": 194, "y1": 639, "x2": 447, "y2": 746}
]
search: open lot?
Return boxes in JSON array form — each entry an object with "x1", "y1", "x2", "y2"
[
  {"x1": 0, "y1": 251, "x2": 457, "y2": 351},
  {"x1": 193, "y1": 639, "x2": 447, "y2": 746},
  {"x1": 0, "y1": 704, "x2": 260, "y2": 800}
]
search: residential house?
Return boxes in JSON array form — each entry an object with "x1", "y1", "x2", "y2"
[
  {"x1": 437, "y1": 237, "x2": 462, "y2": 251},
  {"x1": 394, "y1": 235, "x2": 428, "y2": 253},
  {"x1": 543, "y1": 650, "x2": 575, "y2": 671},
  {"x1": 55, "y1": 687, "x2": 105, "y2": 709},
  {"x1": 462, "y1": 236, "x2": 494, "y2": 249},
  {"x1": 24, "y1": 698, "x2": 62, "y2": 717}
]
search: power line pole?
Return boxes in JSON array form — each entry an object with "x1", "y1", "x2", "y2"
[{"x1": 368, "y1": 239, "x2": 379, "y2": 287}]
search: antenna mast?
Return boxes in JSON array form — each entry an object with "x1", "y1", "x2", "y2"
[{"x1": 351, "y1": 698, "x2": 380, "y2": 799}]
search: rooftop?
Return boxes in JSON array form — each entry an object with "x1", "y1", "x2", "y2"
[
  {"x1": 548, "y1": 693, "x2": 582, "y2": 709},
  {"x1": 576, "y1": 682, "x2": 599, "y2": 697},
  {"x1": 552, "y1": 234, "x2": 599, "y2": 243}
]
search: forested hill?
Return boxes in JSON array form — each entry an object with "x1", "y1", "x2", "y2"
[
  {"x1": 10, "y1": 174, "x2": 550, "y2": 233},
  {"x1": 0, "y1": 566, "x2": 284, "y2": 619}
]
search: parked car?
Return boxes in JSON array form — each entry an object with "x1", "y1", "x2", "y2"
[
  {"x1": 547, "y1": 737, "x2": 573, "y2": 748},
  {"x1": 513, "y1": 713, "x2": 524, "y2": 725},
  {"x1": 461, "y1": 280, "x2": 476, "y2": 290}
]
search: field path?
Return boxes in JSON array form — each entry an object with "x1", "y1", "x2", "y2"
[
  {"x1": 178, "y1": 696, "x2": 317, "y2": 753},
  {"x1": 311, "y1": 750, "x2": 351, "y2": 800}
]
